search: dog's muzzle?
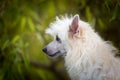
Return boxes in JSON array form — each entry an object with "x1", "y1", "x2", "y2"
[{"x1": 42, "y1": 48, "x2": 62, "y2": 57}]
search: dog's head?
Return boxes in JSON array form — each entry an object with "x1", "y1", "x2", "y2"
[
  {"x1": 42, "y1": 35, "x2": 67, "y2": 57},
  {"x1": 42, "y1": 14, "x2": 81, "y2": 58}
]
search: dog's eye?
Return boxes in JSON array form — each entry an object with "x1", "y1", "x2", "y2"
[{"x1": 56, "y1": 35, "x2": 61, "y2": 42}]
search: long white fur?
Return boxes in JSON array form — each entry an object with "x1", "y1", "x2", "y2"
[{"x1": 46, "y1": 15, "x2": 120, "y2": 80}]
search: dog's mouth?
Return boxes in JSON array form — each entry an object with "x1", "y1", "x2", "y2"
[{"x1": 49, "y1": 51, "x2": 61, "y2": 57}]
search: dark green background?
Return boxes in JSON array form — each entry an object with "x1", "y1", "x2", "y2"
[{"x1": 0, "y1": 0, "x2": 120, "y2": 80}]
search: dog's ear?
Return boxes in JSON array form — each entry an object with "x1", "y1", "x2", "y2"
[{"x1": 70, "y1": 14, "x2": 79, "y2": 34}]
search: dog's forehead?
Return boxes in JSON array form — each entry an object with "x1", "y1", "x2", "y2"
[
  {"x1": 45, "y1": 28, "x2": 65, "y2": 40},
  {"x1": 45, "y1": 16, "x2": 72, "y2": 40}
]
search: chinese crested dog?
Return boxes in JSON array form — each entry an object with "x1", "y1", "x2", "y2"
[{"x1": 43, "y1": 14, "x2": 120, "y2": 80}]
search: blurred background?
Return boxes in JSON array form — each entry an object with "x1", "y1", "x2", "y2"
[{"x1": 0, "y1": 0, "x2": 120, "y2": 80}]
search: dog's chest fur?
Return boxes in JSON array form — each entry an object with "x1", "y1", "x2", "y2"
[
  {"x1": 65, "y1": 45, "x2": 120, "y2": 80},
  {"x1": 65, "y1": 59, "x2": 105, "y2": 80},
  {"x1": 65, "y1": 50, "x2": 106, "y2": 80}
]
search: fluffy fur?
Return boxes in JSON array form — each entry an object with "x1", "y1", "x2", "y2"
[{"x1": 45, "y1": 15, "x2": 120, "y2": 80}]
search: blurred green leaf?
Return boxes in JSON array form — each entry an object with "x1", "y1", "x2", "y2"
[
  {"x1": 46, "y1": 1, "x2": 55, "y2": 17},
  {"x1": 2, "y1": 40, "x2": 9, "y2": 50},
  {"x1": 23, "y1": 53, "x2": 30, "y2": 69},
  {"x1": 27, "y1": 17, "x2": 35, "y2": 32},
  {"x1": 98, "y1": 19, "x2": 105, "y2": 29},
  {"x1": 110, "y1": 5, "x2": 119, "y2": 22},
  {"x1": 12, "y1": 35, "x2": 20, "y2": 43},
  {"x1": 85, "y1": 6, "x2": 92, "y2": 22},
  {"x1": 20, "y1": 16, "x2": 26, "y2": 32},
  {"x1": 36, "y1": 33, "x2": 44, "y2": 45}
]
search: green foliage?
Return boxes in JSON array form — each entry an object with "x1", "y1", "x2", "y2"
[{"x1": 0, "y1": 0, "x2": 120, "y2": 80}]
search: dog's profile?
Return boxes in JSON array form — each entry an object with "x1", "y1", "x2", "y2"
[{"x1": 43, "y1": 14, "x2": 120, "y2": 80}]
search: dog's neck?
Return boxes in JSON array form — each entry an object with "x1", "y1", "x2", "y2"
[{"x1": 64, "y1": 30, "x2": 104, "y2": 79}]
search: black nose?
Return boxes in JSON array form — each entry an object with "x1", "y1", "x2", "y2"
[{"x1": 42, "y1": 48, "x2": 47, "y2": 53}]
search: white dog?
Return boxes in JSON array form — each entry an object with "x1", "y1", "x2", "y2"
[{"x1": 43, "y1": 14, "x2": 120, "y2": 80}]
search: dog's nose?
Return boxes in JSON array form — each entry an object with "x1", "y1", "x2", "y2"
[{"x1": 42, "y1": 48, "x2": 47, "y2": 53}]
